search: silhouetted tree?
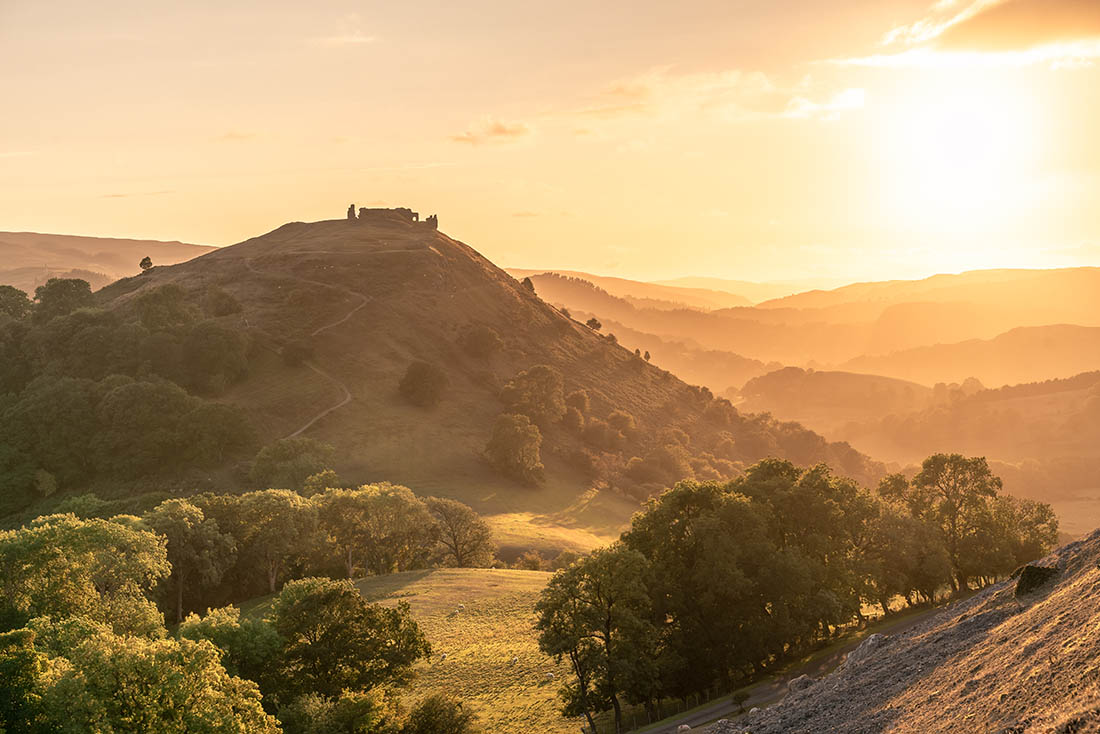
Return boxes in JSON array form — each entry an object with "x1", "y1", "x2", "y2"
[
  {"x1": 32, "y1": 278, "x2": 93, "y2": 323},
  {"x1": 139, "y1": 256, "x2": 153, "y2": 272},
  {"x1": 0, "y1": 286, "x2": 32, "y2": 320},
  {"x1": 521, "y1": 277, "x2": 535, "y2": 292},
  {"x1": 585, "y1": 317, "x2": 601, "y2": 331}
]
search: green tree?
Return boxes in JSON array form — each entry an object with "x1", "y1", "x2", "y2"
[
  {"x1": 0, "y1": 628, "x2": 47, "y2": 733},
  {"x1": 0, "y1": 285, "x2": 32, "y2": 320},
  {"x1": 269, "y1": 577, "x2": 430, "y2": 700},
  {"x1": 279, "y1": 690, "x2": 399, "y2": 734},
  {"x1": 426, "y1": 496, "x2": 495, "y2": 567},
  {"x1": 144, "y1": 499, "x2": 237, "y2": 623},
  {"x1": 484, "y1": 413, "x2": 544, "y2": 484},
  {"x1": 238, "y1": 489, "x2": 318, "y2": 593},
  {"x1": 32, "y1": 278, "x2": 93, "y2": 323},
  {"x1": 402, "y1": 694, "x2": 481, "y2": 734},
  {"x1": 398, "y1": 361, "x2": 448, "y2": 407},
  {"x1": 499, "y1": 364, "x2": 565, "y2": 427},
  {"x1": 880, "y1": 454, "x2": 1003, "y2": 590},
  {"x1": 178, "y1": 605, "x2": 282, "y2": 689},
  {"x1": 182, "y1": 320, "x2": 250, "y2": 393},
  {"x1": 0, "y1": 514, "x2": 169, "y2": 636},
  {"x1": 40, "y1": 629, "x2": 279, "y2": 732},
  {"x1": 536, "y1": 545, "x2": 657, "y2": 734},
  {"x1": 250, "y1": 438, "x2": 336, "y2": 491}
]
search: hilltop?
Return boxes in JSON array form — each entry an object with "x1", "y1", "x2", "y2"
[
  {"x1": 711, "y1": 530, "x2": 1100, "y2": 734},
  {"x1": 88, "y1": 210, "x2": 880, "y2": 549},
  {"x1": 0, "y1": 231, "x2": 214, "y2": 293}
]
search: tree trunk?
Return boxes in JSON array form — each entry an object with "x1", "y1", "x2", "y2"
[
  {"x1": 346, "y1": 547, "x2": 355, "y2": 579},
  {"x1": 267, "y1": 560, "x2": 278, "y2": 593},
  {"x1": 612, "y1": 695, "x2": 623, "y2": 733}
]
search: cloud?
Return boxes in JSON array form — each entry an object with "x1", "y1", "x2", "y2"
[
  {"x1": 936, "y1": 0, "x2": 1100, "y2": 51},
  {"x1": 846, "y1": 0, "x2": 1100, "y2": 66},
  {"x1": 450, "y1": 118, "x2": 531, "y2": 145},
  {"x1": 784, "y1": 88, "x2": 866, "y2": 120}
]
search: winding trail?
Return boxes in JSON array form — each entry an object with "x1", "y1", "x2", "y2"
[{"x1": 242, "y1": 257, "x2": 370, "y2": 438}]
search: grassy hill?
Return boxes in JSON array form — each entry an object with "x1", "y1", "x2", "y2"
[
  {"x1": 88, "y1": 212, "x2": 880, "y2": 551},
  {"x1": 0, "y1": 231, "x2": 214, "y2": 293},
  {"x1": 243, "y1": 568, "x2": 579, "y2": 734},
  {"x1": 507, "y1": 268, "x2": 753, "y2": 310}
]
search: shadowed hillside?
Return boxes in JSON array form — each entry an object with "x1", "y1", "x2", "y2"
[
  {"x1": 0, "y1": 231, "x2": 214, "y2": 293},
  {"x1": 506, "y1": 268, "x2": 753, "y2": 310}
]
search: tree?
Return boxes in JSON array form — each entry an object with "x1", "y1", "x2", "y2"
[
  {"x1": 457, "y1": 324, "x2": 502, "y2": 358},
  {"x1": 144, "y1": 499, "x2": 236, "y2": 623},
  {"x1": 238, "y1": 490, "x2": 318, "y2": 593},
  {"x1": 585, "y1": 317, "x2": 601, "y2": 331},
  {"x1": 485, "y1": 413, "x2": 544, "y2": 483},
  {"x1": 643, "y1": 351, "x2": 650, "y2": 362},
  {"x1": 564, "y1": 389, "x2": 590, "y2": 414},
  {"x1": 880, "y1": 454, "x2": 1003, "y2": 590},
  {"x1": 178, "y1": 605, "x2": 282, "y2": 688},
  {"x1": 39, "y1": 629, "x2": 279, "y2": 732},
  {"x1": 426, "y1": 497, "x2": 495, "y2": 567},
  {"x1": 139, "y1": 256, "x2": 153, "y2": 272},
  {"x1": 536, "y1": 545, "x2": 657, "y2": 734},
  {"x1": 0, "y1": 628, "x2": 47, "y2": 733},
  {"x1": 182, "y1": 320, "x2": 250, "y2": 393},
  {"x1": 279, "y1": 690, "x2": 399, "y2": 734},
  {"x1": 302, "y1": 468, "x2": 341, "y2": 497},
  {"x1": 32, "y1": 278, "x2": 93, "y2": 323},
  {"x1": 521, "y1": 276, "x2": 535, "y2": 292},
  {"x1": 499, "y1": 364, "x2": 565, "y2": 426},
  {"x1": 399, "y1": 361, "x2": 448, "y2": 407},
  {"x1": 269, "y1": 577, "x2": 430, "y2": 700},
  {"x1": 0, "y1": 285, "x2": 32, "y2": 320},
  {"x1": 250, "y1": 438, "x2": 336, "y2": 491},
  {"x1": 402, "y1": 694, "x2": 482, "y2": 734},
  {"x1": 134, "y1": 283, "x2": 197, "y2": 331},
  {"x1": 0, "y1": 514, "x2": 169, "y2": 636}
]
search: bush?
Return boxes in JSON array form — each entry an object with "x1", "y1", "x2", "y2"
[
  {"x1": 564, "y1": 389, "x2": 590, "y2": 413},
  {"x1": 202, "y1": 285, "x2": 243, "y2": 317},
  {"x1": 399, "y1": 362, "x2": 448, "y2": 407},
  {"x1": 485, "y1": 414, "x2": 544, "y2": 484},
  {"x1": 499, "y1": 365, "x2": 565, "y2": 427},
  {"x1": 562, "y1": 406, "x2": 584, "y2": 432},
  {"x1": 250, "y1": 438, "x2": 336, "y2": 491},
  {"x1": 457, "y1": 324, "x2": 502, "y2": 358},
  {"x1": 402, "y1": 694, "x2": 481, "y2": 734}
]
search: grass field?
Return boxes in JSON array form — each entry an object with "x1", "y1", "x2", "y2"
[{"x1": 243, "y1": 568, "x2": 580, "y2": 733}]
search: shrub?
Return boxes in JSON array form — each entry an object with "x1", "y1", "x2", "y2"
[
  {"x1": 457, "y1": 324, "x2": 502, "y2": 358},
  {"x1": 564, "y1": 389, "x2": 590, "y2": 413},
  {"x1": 402, "y1": 694, "x2": 481, "y2": 734},
  {"x1": 250, "y1": 438, "x2": 336, "y2": 491},
  {"x1": 499, "y1": 365, "x2": 565, "y2": 427},
  {"x1": 399, "y1": 362, "x2": 448, "y2": 407},
  {"x1": 202, "y1": 285, "x2": 243, "y2": 317},
  {"x1": 562, "y1": 406, "x2": 584, "y2": 432}
]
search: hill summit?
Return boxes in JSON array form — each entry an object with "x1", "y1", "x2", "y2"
[{"x1": 97, "y1": 211, "x2": 882, "y2": 549}]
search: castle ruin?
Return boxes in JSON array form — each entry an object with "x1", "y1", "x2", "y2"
[{"x1": 346, "y1": 204, "x2": 437, "y2": 229}]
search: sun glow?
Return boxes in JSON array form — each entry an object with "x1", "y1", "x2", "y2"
[{"x1": 873, "y1": 75, "x2": 1048, "y2": 268}]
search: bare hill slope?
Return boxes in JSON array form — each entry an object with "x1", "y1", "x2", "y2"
[{"x1": 712, "y1": 530, "x2": 1100, "y2": 734}]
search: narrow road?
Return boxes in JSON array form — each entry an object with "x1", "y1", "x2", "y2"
[
  {"x1": 641, "y1": 603, "x2": 951, "y2": 734},
  {"x1": 242, "y1": 257, "x2": 370, "y2": 438}
]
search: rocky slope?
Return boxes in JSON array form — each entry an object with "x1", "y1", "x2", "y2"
[{"x1": 711, "y1": 530, "x2": 1100, "y2": 734}]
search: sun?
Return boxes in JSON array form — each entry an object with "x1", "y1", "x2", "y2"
[{"x1": 874, "y1": 73, "x2": 1047, "y2": 265}]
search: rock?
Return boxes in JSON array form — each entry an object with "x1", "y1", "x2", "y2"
[
  {"x1": 845, "y1": 633, "x2": 886, "y2": 666},
  {"x1": 677, "y1": 725, "x2": 692, "y2": 733},
  {"x1": 788, "y1": 674, "x2": 815, "y2": 693},
  {"x1": 1015, "y1": 565, "x2": 1059, "y2": 596}
]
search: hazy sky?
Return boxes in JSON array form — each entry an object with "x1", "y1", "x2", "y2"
[{"x1": 2, "y1": 0, "x2": 1099, "y2": 282}]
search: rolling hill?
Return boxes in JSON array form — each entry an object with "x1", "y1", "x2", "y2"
[
  {"x1": 96, "y1": 211, "x2": 881, "y2": 550},
  {"x1": 506, "y1": 268, "x2": 753, "y2": 310},
  {"x1": 0, "y1": 231, "x2": 214, "y2": 293}
]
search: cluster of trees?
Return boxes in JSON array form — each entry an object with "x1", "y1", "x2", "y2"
[
  {"x1": 535, "y1": 454, "x2": 1058, "y2": 733},
  {"x1": 0, "y1": 278, "x2": 256, "y2": 515},
  {"x1": 0, "y1": 512, "x2": 477, "y2": 733},
  {"x1": 0, "y1": 482, "x2": 496, "y2": 732}
]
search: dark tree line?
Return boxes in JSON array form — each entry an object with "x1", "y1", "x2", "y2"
[{"x1": 536, "y1": 454, "x2": 1058, "y2": 732}]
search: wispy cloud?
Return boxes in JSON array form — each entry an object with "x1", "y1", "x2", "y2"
[
  {"x1": 784, "y1": 88, "x2": 866, "y2": 120},
  {"x1": 840, "y1": 0, "x2": 1100, "y2": 67},
  {"x1": 450, "y1": 118, "x2": 532, "y2": 145}
]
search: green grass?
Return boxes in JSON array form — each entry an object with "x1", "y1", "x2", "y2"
[{"x1": 243, "y1": 568, "x2": 580, "y2": 734}]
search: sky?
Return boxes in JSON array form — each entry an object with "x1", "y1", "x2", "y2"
[{"x1": 1, "y1": 0, "x2": 1099, "y2": 283}]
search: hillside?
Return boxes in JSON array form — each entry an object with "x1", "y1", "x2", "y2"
[
  {"x1": 0, "y1": 231, "x2": 214, "y2": 293},
  {"x1": 92, "y1": 212, "x2": 880, "y2": 548},
  {"x1": 506, "y1": 268, "x2": 752, "y2": 310},
  {"x1": 841, "y1": 324, "x2": 1100, "y2": 387},
  {"x1": 712, "y1": 530, "x2": 1100, "y2": 734}
]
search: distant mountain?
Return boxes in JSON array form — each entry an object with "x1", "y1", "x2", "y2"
[
  {"x1": 841, "y1": 324, "x2": 1100, "y2": 387},
  {"x1": 0, "y1": 231, "x2": 214, "y2": 293},
  {"x1": 506, "y1": 268, "x2": 752, "y2": 310},
  {"x1": 650, "y1": 276, "x2": 833, "y2": 304}
]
